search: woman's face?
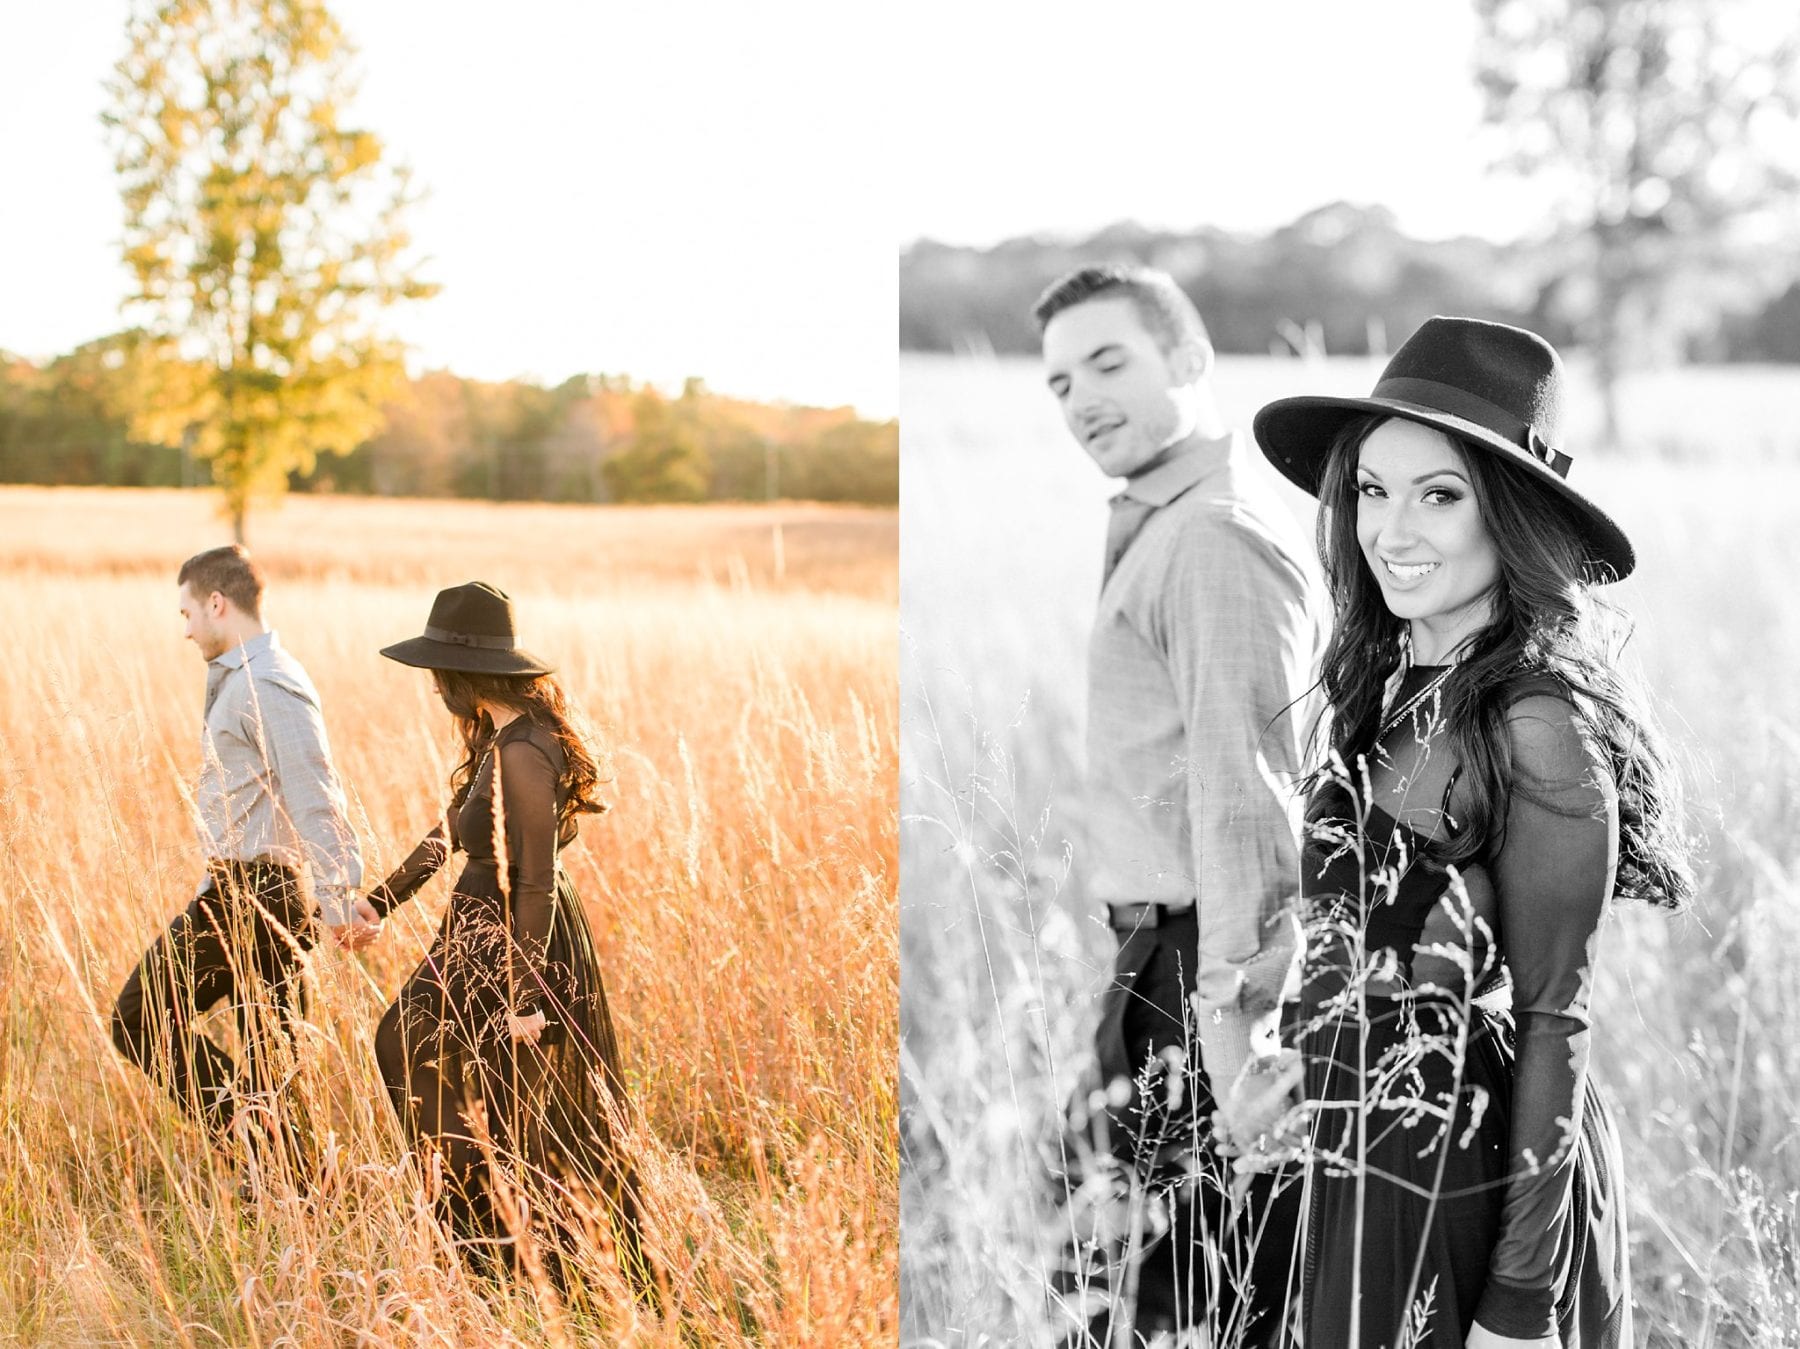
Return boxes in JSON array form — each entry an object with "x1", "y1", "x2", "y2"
[{"x1": 1354, "y1": 419, "x2": 1501, "y2": 651}]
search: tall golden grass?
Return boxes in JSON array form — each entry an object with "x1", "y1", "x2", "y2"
[
  {"x1": 900, "y1": 353, "x2": 1800, "y2": 1347},
  {"x1": 0, "y1": 487, "x2": 897, "y2": 1345}
]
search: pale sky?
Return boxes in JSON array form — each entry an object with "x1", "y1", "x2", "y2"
[
  {"x1": 0, "y1": 1, "x2": 896, "y2": 418},
  {"x1": 895, "y1": 0, "x2": 1557, "y2": 248}
]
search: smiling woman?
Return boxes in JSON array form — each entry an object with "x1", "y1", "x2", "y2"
[
  {"x1": 1350, "y1": 418, "x2": 1502, "y2": 664},
  {"x1": 1248, "y1": 317, "x2": 1694, "y2": 1348}
]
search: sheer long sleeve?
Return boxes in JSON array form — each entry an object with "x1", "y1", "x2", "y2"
[
  {"x1": 367, "y1": 821, "x2": 455, "y2": 916},
  {"x1": 495, "y1": 736, "x2": 561, "y2": 1014},
  {"x1": 1474, "y1": 692, "x2": 1619, "y2": 1337}
]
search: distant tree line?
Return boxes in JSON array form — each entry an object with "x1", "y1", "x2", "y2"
[
  {"x1": 0, "y1": 341, "x2": 897, "y2": 506},
  {"x1": 901, "y1": 202, "x2": 1800, "y2": 365}
]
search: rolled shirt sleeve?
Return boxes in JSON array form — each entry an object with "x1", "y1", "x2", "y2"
[
  {"x1": 1153, "y1": 515, "x2": 1314, "y2": 1090},
  {"x1": 246, "y1": 677, "x2": 364, "y2": 926}
]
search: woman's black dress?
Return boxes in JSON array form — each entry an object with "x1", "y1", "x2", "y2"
[
  {"x1": 369, "y1": 715, "x2": 645, "y2": 1281},
  {"x1": 1297, "y1": 668, "x2": 1630, "y2": 1347}
]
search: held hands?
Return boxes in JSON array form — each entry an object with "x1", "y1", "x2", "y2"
[
  {"x1": 1467, "y1": 1325, "x2": 1560, "y2": 1349},
  {"x1": 1211, "y1": 1048, "x2": 1305, "y2": 1174},
  {"x1": 327, "y1": 895, "x2": 384, "y2": 951}
]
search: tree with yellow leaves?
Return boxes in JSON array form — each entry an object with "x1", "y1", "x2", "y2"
[{"x1": 104, "y1": 0, "x2": 436, "y2": 539}]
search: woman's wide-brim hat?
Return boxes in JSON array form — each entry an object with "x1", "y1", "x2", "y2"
[
  {"x1": 379, "y1": 581, "x2": 554, "y2": 676},
  {"x1": 1253, "y1": 315, "x2": 1635, "y2": 582}
]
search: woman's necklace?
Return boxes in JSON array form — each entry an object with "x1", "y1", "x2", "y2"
[
  {"x1": 1377, "y1": 628, "x2": 1461, "y2": 741},
  {"x1": 1379, "y1": 666, "x2": 1453, "y2": 741}
]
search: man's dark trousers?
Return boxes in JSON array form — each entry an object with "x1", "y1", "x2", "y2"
[
  {"x1": 1073, "y1": 906, "x2": 1302, "y2": 1349},
  {"x1": 111, "y1": 861, "x2": 317, "y2": 1160}
]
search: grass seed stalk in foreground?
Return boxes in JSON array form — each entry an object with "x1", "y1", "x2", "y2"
[{"x1": 0, "y1": 488, "x2": 897, "y2": 1345}]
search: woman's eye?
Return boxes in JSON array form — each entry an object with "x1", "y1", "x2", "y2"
[
  {"x1": 1423, "y1": 487, "x2": 1462, "y2": 506},
  {"x1": 1096, "y1": 361, "x2": 1123, "y2": 375},
  {"x1": 1356, "y1": 481, "x2": 1384, "y2": 499}
]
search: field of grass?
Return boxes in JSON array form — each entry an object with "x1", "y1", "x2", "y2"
[
  {"x1": 899, "y1": 352, "x2": 1800, "y2": 1347},
  {"x1": 0, "y1": 486, "x2": 897, "y2": 1345}
]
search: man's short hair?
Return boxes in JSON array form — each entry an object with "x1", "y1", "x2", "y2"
[
  {"x1": 178, "y1": 545, "x2": 264, "y2": 618},
  {"x1": 1031, "y1": 263, "x2": 1211, "y2": 357}
]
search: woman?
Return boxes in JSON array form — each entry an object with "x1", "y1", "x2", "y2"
[
  {"x1": 356, "y1": 581, "x2": 647, "y2": 1290},
  {"x1": 1248, "y1": 318, "x2": 1691, "y2": 1347}
]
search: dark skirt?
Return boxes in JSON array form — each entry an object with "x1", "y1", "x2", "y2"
[
  {"x1": 390, "y1": 861, "x2": 645, "y2": 1273},
  {"x1": 1301, "y1": 997, "x2": 1630, "y2": 1348}
]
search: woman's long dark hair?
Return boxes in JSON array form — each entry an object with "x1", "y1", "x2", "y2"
[
  {"x1": 432, "y1": 668, "x2": 609, "y2": 842},
  {"x1": 1311, "y1": 414, "x2": 1692, "y2": 909}
]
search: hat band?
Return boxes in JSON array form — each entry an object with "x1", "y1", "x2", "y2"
[
  {"x1": 423, "y1": 624, "x2": 516, "y2": 650},
  {"x1": 1374, "y1": 376, "x2": 1573, "y2": 478}
]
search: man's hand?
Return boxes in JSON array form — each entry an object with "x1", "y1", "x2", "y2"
[
  {"x1": 1212, "y1": 1048, "x2": 1305, "y2": 1173},
  {"x1": 327, "y1": 895, "x2": 384, "y2": 951}
]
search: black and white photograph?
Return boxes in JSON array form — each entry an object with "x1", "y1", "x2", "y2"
[{"x1": 900, "y1": 3, "x2": 1800, "y2": 1345}]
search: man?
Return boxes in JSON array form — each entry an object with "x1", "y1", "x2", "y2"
[
  {"x1": 1036, "y1": 264, "x2": 1321, "y2": 1347},
  {"x1": 110, "y1": 544, "x2": 375, "y2": 1177}
]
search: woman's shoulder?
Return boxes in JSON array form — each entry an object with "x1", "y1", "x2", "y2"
[
  {"x1": 504, "y1": 709, "x2": 565, "y2": 763},
  {"x1": 1496, "y1": 665, "x2": 1574, "y2": 711},
  {"x1": 1493, "y1": 667, "x2": 1608, "y2": 791}
]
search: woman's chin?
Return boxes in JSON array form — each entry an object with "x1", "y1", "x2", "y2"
[{"x1": 1375, "y1": 587, "x2": 1427, "y2": 622}]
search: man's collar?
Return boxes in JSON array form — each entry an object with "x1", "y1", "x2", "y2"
[
  {"x1": 210, "y1": 629, "x2": 278, "y2": 670},
  {"x1": 1119, "y1": 431, "x2": 1237, "y2": 507}
]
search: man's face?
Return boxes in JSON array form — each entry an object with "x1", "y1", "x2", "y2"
[
  {"x1": 178, "y1": 582, "x2": 230, "y2": 661},
  {"x1": 1041, "y1": 295, "x2": 1201, "y2": 478}
]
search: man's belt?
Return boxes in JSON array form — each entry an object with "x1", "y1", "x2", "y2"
[
  {"x1": 206, "y1": 856, "x2": 299, "y2": 881},
  {"x1": 1105, "y1": 901, "x2": 1196, "y2": 932}
]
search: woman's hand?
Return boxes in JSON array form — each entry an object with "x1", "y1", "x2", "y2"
[
  {"x1": 1467, "y1": 1323, "x2": 1559, "y2": 1349},
  {"x1": 507, "y1": 1008, "x2": 548, "y2": 1044}
]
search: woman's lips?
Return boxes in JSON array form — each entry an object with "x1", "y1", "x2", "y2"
[{"x1": 1381, "y1": 557, "x2": 1440, "y2": 586}]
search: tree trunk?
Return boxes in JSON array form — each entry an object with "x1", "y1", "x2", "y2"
[
  {"x1": 1595, "y1": 230, "x2": 1627, "y2": 451},
  {"x1": 1598, "y1": 362, "x2": 1623, "y2": 452},
  {"x1": 1593, "y1": 281, "x2": 1624, "y2": 450}
]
